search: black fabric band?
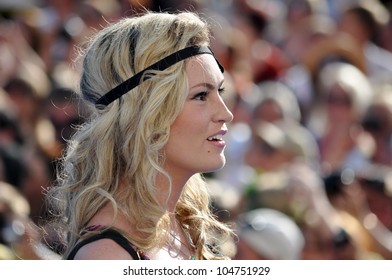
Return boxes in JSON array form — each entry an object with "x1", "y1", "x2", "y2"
[
  {"x1": 66, "y1": 229, "x2": 147, "y2": 260},
  {"x1": 95, "y1": 45, "x2": 224, "y2": 107}
]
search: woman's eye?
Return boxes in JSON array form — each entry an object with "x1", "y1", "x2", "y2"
[
  {"x1": 193, "y1": 91, "x2": 208, "y2": 101},
  {"x1": 218, "y1": 87, "x2": 225, "y2": 95}
]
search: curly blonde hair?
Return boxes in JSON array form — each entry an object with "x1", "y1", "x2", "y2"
[{"x1": 46, "y1": 11, "x2": 233, "y2": 260}]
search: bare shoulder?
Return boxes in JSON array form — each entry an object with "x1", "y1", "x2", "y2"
[{"x1": 73, "y1": 238, "x2": 134, "y2": 260}]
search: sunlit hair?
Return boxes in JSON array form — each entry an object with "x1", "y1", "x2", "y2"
[{"x1": 47, "y1": 11, "x2": 232, "y2": 260}]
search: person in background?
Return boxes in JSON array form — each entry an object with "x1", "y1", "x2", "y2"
[
  {"x1": 337, "y1": 2, "x2": 392, "y2": 81},
  {"x1": 235, "y1": 208, "x2": 305, "y2": 260},
  {"x1": 323, "y1": 167, "x2": 392, "y2": 259},
  {"x1": 244, "y1": 162, "x2": 363, "y2": 259},
  {"x1": 244, "y1": 119, "x2": 320, "y2": 174},
  {"x1": 310, "y1": 62, "x2": 374, "y2": 174},
  {"x1": 361, "y1": 83, "x2": 392, "y2": 167},
  {"x1": 0, "y1": 181, "x2": 60, "y2": 260}
]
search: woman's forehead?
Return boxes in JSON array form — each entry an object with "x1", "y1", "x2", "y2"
[{"x1": 186, "y1": 54, "x2": 224, "y2": 86}]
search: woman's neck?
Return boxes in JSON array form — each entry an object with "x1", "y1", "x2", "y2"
[{"x1": 155, "y1": 170, "x2": 191, "y2": 213}]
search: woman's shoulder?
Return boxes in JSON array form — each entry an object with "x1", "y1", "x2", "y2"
[
  {"x1": 68, "y1": 226, "x2": 148, "y2": 260},
  {"x1": 73, "y1": 237, "x2": 133, "y2": 260}
]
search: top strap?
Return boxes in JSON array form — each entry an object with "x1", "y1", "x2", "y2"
[{"x1": 66, "y1": 228, "x2": 148, "y2": 260}]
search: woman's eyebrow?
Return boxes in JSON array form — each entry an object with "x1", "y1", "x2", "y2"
[{"x1": 190, "y1": 81, "x2": 224, "y2": 90}]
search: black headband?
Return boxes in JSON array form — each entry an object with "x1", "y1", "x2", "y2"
[{"x1": 95, "y1": 45, "x2": 224, "y2": 108}]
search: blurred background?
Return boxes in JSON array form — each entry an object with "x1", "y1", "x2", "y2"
[{"x1": 1, "y1": 0, "x2": 392, "y2": 260}]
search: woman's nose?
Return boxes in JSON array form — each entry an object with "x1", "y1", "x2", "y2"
[{"x1": 214, "y1": 95, "x2": 233, "y2": 123}]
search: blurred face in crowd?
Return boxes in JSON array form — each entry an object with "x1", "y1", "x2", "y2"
[
  {"x1": 338, "y1": 10, "x2": 369, "y2": 44},
  {"x1": 245, "y1": 135, "x2": 293, "y2": 171},
  {"x1": 287, "y1": 0, "x2": 313, "y2": 24},
  {"x1": 252, "y1": 100, "x2": 283, "y2": 124},
  {"x1": 325, "y1": 84, "x2": 355, "y2": 124}
]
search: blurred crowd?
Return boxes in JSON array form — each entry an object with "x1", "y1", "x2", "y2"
[{"x1": 1, "y1": 0, "x2": 392, "y2": 260}]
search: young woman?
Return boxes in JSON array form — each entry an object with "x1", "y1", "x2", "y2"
[{"x1": 46, "y1": 11, "x2": 234, "y2": 260}]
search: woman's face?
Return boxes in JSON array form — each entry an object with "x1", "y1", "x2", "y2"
[{"x1": 164, "y1": 54, "x2": 233, "y2": 179}]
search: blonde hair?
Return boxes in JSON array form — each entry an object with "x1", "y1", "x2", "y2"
[{"x1": 47, "y1": 11, "x2": 232, "y2": 260}]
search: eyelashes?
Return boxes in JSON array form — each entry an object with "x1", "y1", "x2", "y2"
[
  {"x1": 192, "y1": 87, "x2": 226, "y2": 101},
  {"x1": 192, "y1": 91, "x2": 208, "y2": 101},
  {"x1": 218, "y1": 87, "x2": 225, "y2": 95}
]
